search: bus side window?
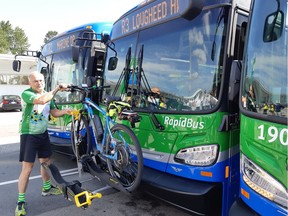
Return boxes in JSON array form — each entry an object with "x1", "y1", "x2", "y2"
[{"x1": 234, "y1": 15, "x2": 248, "y2": 60}]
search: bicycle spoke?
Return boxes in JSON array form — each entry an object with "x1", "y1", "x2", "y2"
[
  {"x1": 71, "y1": 115, "x2": 91, "y2": 158},
  {"x1": 105, "y1": 124, "x2": 143, "y2": 192}
]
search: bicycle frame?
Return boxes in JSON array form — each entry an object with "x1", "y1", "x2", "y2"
[
  {"x1": 80, "y1": 97, "x2": 121, "y2": 161},
  {"x1": 47, "y1": 84, "x2": 143, "y2": 203}
]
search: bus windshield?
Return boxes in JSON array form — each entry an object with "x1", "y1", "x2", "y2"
[
  {"x1": 105, "y1": 6, "x2": 229, "y2": 112},
  {"x1": 38, "y1": 25, "x2": 109, "y2": 104},
  {"x1": 241, "y1": 0, "x2": 288, "y2": 121}
]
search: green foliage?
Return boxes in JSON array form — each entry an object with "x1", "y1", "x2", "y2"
[
  {"x1": 11, "y1": 27, "x2": 29, "y2": 54},
  {"x1": 44, "y1": 31, "x2": 58, "y2": 44},
  {"x1": 0, "y1": 20, "x2": 58, "y2": 54},
  {"x1": 0, "y1": 28, "x2": 10, "y2": 53},
  {"x1": 0, "y1": 20, "x2": 29, "y2": 54}
]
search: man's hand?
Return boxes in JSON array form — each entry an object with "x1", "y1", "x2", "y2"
[
  {"x1": 58, "y1": 83, "x2": 70, "y2": 91},
  {"x1": 64, "y1": 109, "x2": 74, "y2": 115}
]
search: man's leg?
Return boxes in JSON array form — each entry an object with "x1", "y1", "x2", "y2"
[
  {"x1": 39, "y1": 157, "x2": 62, "y2": 196},
  {"x1": 18, "y1": 161, "x2": 34, "y2": 196},
  {"x1": 16, "y1": 161, "x2": 34, "y2": 216},
  {"x1": 39, "y1": 157, "x2": 51, "y2": 182}
]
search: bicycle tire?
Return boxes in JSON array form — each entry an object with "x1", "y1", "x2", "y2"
[
  {"x1": 71, "y1": 114, "x2": 91, "y2": 158},
  {"x1": 105, "y1": 124, "x2": 143, "y2": 192}
]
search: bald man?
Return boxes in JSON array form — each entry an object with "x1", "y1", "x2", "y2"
[{"x1": 15, "y1": 71, "x2": 72, "y2": 216}]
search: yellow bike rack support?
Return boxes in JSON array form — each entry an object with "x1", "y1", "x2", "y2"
[
  {"x1": 74, "y1": 191, "x2": 102, "y2": 208},
  {"x1": 41, "y1": 162, "x2": 102, "y2": 209}
]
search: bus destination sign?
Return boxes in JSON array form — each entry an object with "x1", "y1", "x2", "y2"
[
  {"x1": 42, "y1": 33, "x2": 78, "y2": 55},
  {"x1": 112, "y1": 0, "x2": 200, "y2": 38}
]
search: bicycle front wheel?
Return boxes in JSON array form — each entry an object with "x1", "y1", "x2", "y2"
[
  {"x1": 71, "y1": 114, "x2": 91, "y2": 159},
  {"x1": 105, "y1": 124, "x2": 143, "y2": 192}
]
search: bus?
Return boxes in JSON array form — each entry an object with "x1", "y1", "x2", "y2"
[
  {"x1": 13, "y1": 22, "x2": 112, "y2": 155},
  {"x1": 237, "y1": 0, "x2": 288, "y2": 215},
  {"x1": 102, "y1": 0, "x2": 251, "y2": 215},
  {"x1": 42, "y1": 22, "x2": 113, "y2": 155}
]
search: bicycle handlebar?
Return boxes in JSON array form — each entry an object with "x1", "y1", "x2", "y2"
[{"x1": 63, "y1": 84, "x2": 110, "y2": 92}]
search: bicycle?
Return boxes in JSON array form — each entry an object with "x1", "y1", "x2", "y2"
[{"x1": 63, "y1": 83, "x2": 143, "y2": 192}]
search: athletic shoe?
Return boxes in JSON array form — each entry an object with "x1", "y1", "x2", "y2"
[
  {"x1": 15, "y1": 202, "x2": 26, "y2": 216},
  {"x1": 41, "y1": 185, "x2": 62, "y2": 196}
]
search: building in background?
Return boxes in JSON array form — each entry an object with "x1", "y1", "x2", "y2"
[{"x1": 0, "y1": 54, "x2": 37, "y2": 96}]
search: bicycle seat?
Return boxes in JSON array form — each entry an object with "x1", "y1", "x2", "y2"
[{"x1": 103, "y1": 95, "x2": 121, "y2": 105}]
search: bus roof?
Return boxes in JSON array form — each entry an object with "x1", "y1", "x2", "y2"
[{"x1": 52, "y1": 22, "x2": 113, "y2": 41}]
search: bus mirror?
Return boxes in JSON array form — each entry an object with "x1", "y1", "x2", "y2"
[
  {"x1": 13, "y1": 60, "x2": 21, "y2": 72},
  {"x1": 36, "y1": 51, "x2": 41, "y2": 58},
  {"x1": 181, "y1": 0, "x2": 204, "y2": 20},
  {"x1": 108, "y1": 57, "x2": 118, "y2": 70},
  {"x1": 101, "y1": 33, "x2": 110, "y2": 44},
  {"x1": 40, "y1": 67, "x2": 48, "y2": 77},
  {"x1": 72, "y1": 45, "x2": 80, "y2": 62},
  {"x1": 228, "y1": 60, "x2": 242, "y2": 102},
  {"x1": 263, "y1": 11, "x2": 283, "y2": 42}
]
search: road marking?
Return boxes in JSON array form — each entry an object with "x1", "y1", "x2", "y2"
[
  {"x1": 0, "y1": 168, "x2": 78, "y2": 186},
  {"x1": 0, "y1": 167, "x2": 112, "y2": 193},
  {"x1": 92, "y1": 185, "x2": 111, "y2": 193}
]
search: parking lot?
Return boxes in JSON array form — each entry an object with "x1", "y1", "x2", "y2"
[{"x1": 0, "y1": 111, "x2": 190, "y2": 216}]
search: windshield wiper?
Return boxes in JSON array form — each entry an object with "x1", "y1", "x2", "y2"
[
  {"x1": 136, "y1": 45, "x2": 164, "y2": 130},
  {"x1": 112, "y1": 47, "x2": 132, "y2": 96}
]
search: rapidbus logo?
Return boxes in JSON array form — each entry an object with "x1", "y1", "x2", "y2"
[{"x1": 164, "y1": 116, "x2": 204, "y2": 129}]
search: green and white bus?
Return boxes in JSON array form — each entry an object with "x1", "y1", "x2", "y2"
[
  {"x1": 102, "y1": 0, "x2": 251, "y2": 215},
  {"x1": 238, "y1": 0, "x2": 288, "y2": 215}
]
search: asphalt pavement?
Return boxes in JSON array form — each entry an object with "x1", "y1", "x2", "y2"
[{"x1": 0, "y1": 111, "x2": 191, "y2": 216}]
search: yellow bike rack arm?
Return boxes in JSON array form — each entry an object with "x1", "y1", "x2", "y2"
[
  {"x1": 74, "y1": 191, "x2": 102, "y2": 208},
  {"x1": 71, "y1": 110, "x2": 80, "y2": 120}
]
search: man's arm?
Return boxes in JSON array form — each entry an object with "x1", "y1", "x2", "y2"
[
  {"x1": 33, "y1": 86, "x2": 60, "y2": 105},
  {"x1": 50, "y1": 108, "x2": 72, "y2": 117}
]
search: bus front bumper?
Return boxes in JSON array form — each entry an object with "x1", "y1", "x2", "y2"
[{"x1": 140, "y1": 166, "x2": 222, "y2": 216}]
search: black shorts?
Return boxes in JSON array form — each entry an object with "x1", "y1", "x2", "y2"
[{"x1": 19, "y1": 131, "x2": 52, "y2": 162}]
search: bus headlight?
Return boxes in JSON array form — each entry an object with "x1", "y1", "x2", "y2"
[
  {"x1": 65, "y1": 123, "x2": 72, "y2": 132},
  {"x1": 241, "y1": 155, "x2": 288, "y2": 209},
  {"x1": 175, "y1": 144, "x2": 218, "y2": 166}
]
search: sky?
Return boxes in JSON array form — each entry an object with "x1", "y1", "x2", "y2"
[{"x1": 1, "y1": 0, "x2": 144, "y2": 50}]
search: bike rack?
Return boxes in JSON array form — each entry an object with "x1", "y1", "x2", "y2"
[
  {"x1": 80, "y1": 154, "x2": 130, "y2": 193},
  {"x1": 41, "y1": 162, "x2": 102, "y2": 209},
  {"x1": 41, "y1": 152, "x2": 130, "y2": 209}
]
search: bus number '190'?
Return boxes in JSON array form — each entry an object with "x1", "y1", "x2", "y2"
[{"x1": 257, "y1": 125, "x2": 288, "y2": 146}]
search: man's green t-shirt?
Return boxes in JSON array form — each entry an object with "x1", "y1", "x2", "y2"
[{"x1": 19, "y1": 88, "x2": 56, "y2": 134}]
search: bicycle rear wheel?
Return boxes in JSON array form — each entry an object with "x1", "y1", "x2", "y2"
[
  {"x1": 71, "y1": 114, "x2": 91, "y2": 158},
  {"x1": 105, "y1": 124, "x2": 143, "y2": 192}
]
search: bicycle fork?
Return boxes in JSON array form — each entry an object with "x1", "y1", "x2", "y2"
[{"x1": 71, "y1": 110, "x2": 83, "y2": 178}]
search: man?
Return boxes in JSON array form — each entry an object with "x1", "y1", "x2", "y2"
[
  {"x1": 148, "y1": 87, "x2": 167, "y2": 109},
  {"x1": 15, "y1": 71, "x2": 72, "y2": 216}
]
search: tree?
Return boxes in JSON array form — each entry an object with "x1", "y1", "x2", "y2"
[
  {"x1": 10, "y1": 27, "x2": 29, "y2": 54},
  {"x1": 0, "y1": 20, "x2": 29, "y2": 54},
  {"x1": 44, "y1": 31, "x2": 58, "y2": 44},
  {"x1": 0, "y1": 28, "x2": 9, "y2": 53},
  {"x1": 0, "y1": 21, "x2": 13, "y2": 54}
]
